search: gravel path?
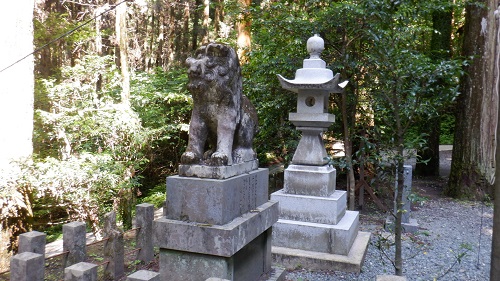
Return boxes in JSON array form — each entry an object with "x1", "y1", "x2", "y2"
[{"x1": 285, "y1": 193, "x2": 493, "y2": 281}]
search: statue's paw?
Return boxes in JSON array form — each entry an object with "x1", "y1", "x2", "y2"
[
  {"x1": 181, "y1": 151, "x2": 201, "y2": 164},
  {"x1": 203, "y1": 150, "x2": 214, "y2": 160},
  {"x1": 208, "y1": 152, "x2": 229, "y2": 166}
]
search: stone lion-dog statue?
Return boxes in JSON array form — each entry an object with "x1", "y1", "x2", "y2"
[{"x1": 180, "y1": 43, "x2": 258, "y2": 167}]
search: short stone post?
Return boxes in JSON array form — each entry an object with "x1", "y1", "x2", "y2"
[
  {"x1": 64, "y1": 262, "x2": 98, "y2": 281},
  {"x1": 387, "y1": 165, "x2": 419, "y2": 233},
  {"x1": 10, "y1": 252, "x2": 44, "y2": 281},
  {"x1": 136, "y1": 203, "x2": 154, "y2": 263},
  {"x1": 63, "y1": 222, "x2": 87, "y2": 267},
  {"x1": 103, "y1": 211, "x2": 124, "y2": 279},
  {"x1": 18, "y1": 231, "x2": 46, "y2": 257},
  {"x1": 401, "y1": 165, "x2": 412, "y2": 224},
  {"x1": 127, "y1": 270, "x2": 160, "y2": 281}
]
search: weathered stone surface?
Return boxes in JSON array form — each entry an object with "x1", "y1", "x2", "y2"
[
  {"x1": 290, "y1": 128, "x2": 330, "y2": 165},
  {"x1": 10, "y1": 252, "x2": 44, "y2": 281},
  {"x1": 166, "y1": 169, "x2": 269, "y2": 225},
  {"x1": 181, "y1": 43, "x2": 258, "y2": 168},
  {"x1": 179, "y1": 160, "x2": 258, "y2": 179},
  {"x1": 401, "y1": 164, "x2": 412, "y2": 224},
  {"x1": 154, "y1": 201, "x2": 279, "y2": 257},
  {"x1": 135, "y1": 203, "x2": 154, "y2": 263},
  {"x1": 63, "y1": 222, "x2": 86, "y2": 267},
  {"x1": 160, "y1": 230, "x2": 272, "y2": 281},
  {"x1": 272, "y1": 210, "x2": 359, "y2": 255},
  {"x1": 64, "y1": 262, "x2": 98, "y2": 281},
  {"x1": 385, "y1": 217, "x2": 420, "y2": 234},
  {"x1": 272, "y1": 231, "x2": 371, "y2": 273},
  {"x1": 284, "y1": 164, "x2": 336, "y2": 196},
  {"x1": 18, "y1": 231, "x2": 46, "y2": 256},
  {"x1": 288, "y1": 112, "x2": 335, "y2": 127},
  {"x1": 160, "y1": 250, "x2": 232, "y2": 281},
  {"x1": 271, "y1": 189, "x2": 346, "y2": 224},
  {"x1": 127, "y1": 270, "x2": 160, "y2": 281},
  {"x1": 103, "y1": 229, "x2": 124, "y2": 280},
  {"x1": 295, "y1": 90, "x2": 329, "y2": 114}
]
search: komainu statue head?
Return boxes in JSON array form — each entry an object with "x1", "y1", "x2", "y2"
[{"x1": 180, "y1": 43, "x2": 258, "y2": 168}]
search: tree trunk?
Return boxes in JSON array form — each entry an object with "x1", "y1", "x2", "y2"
[
  {"x1": 342, "y1": 91, "x2": 356, "y2": 211},
  {"x1": 416, "y1": 6, "x2": 452, "y2": 177},
  {"x1": 490, "y1": 5, "x2": 500, "y2": 280},
  {"x1": 182, "y1": 2, "x2": 191, "y2": 59},
  {"x1": 393, "y1": 94, "x2": 404, "y2": 276},
  {"x1": 116, "y1": 0, "x2": 130, "y2": 106},
  {"x1": 202, "y1": 0, "x2": 210, "y2": 44},
  {"x1": 237, "y1": 0, "x2": 252, "y2": 62},
  {"x1": 192, "y1": 0, "x2": 202, "y2": 50},
  {"x1": 213, "y1": 0, "x2": 224, "y2": 36},
  {"x1": 445, "y1": 0, "x2": 498, "y2": 198}
]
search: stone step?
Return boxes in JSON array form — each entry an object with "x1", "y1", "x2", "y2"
[
  {"x1": 272, "y1": 210, "x2": 359, "y2": 255},
  {"x1": 271, "y1": 190, "x2": 346, "y2": 225},
  {"x1": 154, "y1": 201, "x2": 279, "y2": 257}
]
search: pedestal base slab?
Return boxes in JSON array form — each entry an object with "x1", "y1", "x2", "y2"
[
  {"x1": 272, "y1": 231, "x2": 371, "y2": 273},
  {"x1": 272, "y1": 210, "x2": 359, "y2": 255},
  {"x1": 154, "y1": 201, "x2": 279, "y2": 257}
]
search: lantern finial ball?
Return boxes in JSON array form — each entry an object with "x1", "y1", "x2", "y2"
[{"x1": 307, "y1": 34, "x2": 324, "y2": 59}]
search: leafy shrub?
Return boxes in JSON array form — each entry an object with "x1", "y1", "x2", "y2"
[{"x1": 130, "y1": 68, "x2": 192, "y2": 191}]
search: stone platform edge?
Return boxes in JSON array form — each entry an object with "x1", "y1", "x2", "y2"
[
  {"x1": 154, "y1": 201, "x2": 279, "y2": 257},
  {"x1": 179, "y1": 160, "x2": 259, "y2": 179},
  {"x1": 271, "y1": 231, "x2": 371, "y2": 273}
]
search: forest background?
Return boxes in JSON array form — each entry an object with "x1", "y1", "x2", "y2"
[{"x1": 1, "y1": 0, "x2": 499, "y2": 275}]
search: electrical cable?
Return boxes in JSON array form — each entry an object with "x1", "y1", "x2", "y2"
[{"x1": 0, "y1": 0, "x2": 129, "y2": 74}]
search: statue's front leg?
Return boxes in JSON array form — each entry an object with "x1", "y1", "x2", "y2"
[
  {"x1": 209, "y1": 114, "x2": 236, "y2": 166},
  {"x1": 181, "y1": 110, "x2": 207, "y2": 164}
]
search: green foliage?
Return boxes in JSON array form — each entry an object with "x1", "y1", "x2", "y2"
[
  {"x1": 440, "y1": 112, "x2": 455, "y2": 145},
  {"x1": 245, "y1": 0, "x2": 317, "y2": 165},
  {"x1": 34, "y1": 11, "x2": 95, "y2": 77},
  {"x1": 246, "y1": 0, "x2": 462, "y2": 168},
  {"x1": 6, "y1": 54, "x2": 193, "y2": 241},
  {"x1": 138, "y1": 183, "x2": 167, "y2": 209},
  {"x1": 130, "y1": 68, "x2": 192, "y2": 186},
  {"x1": 3, "y1": 55, "x2": 151, "y2": 237}
]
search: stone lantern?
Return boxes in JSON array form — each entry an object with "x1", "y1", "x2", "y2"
[
  {"x1": 271, "y1": 35, "x2": 369, "y2": 272},
  {"x1": 277, "y1": 34, "x2": 347, "y2": 195}
]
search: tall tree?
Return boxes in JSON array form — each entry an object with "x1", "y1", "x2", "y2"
[
  {"x1": 115, "y1": 0, "x2": 130, "y2": 106},
  {"x1": 237, "y1": 0, "x2": 252, "y2": 62},
  {"x1": 445, "y1": 0, "x2": 498, "y2": 198},
  {"x1": 490, "y1": 4, "x2": 500, "y2": 281},
  {"x1": 416, "y1": 1, "x2": 453, "y2": 177},
  {"x1": 0, "y1": 0, "x2": 35, "y2": 270}
]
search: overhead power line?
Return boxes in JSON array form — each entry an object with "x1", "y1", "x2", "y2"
[{"x1": 0, "y1": 0, "x2": 129, "y2": 74}]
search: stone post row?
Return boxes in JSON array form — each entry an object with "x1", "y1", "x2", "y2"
[
  {"x1": 64, "y1": 262, "x2": 98, "y2": 281},
  {"x1": 103, "y1": 211, "x2": 124, "y2": 280},
  {"x1": 12, "y1": 203, "x2": 155, "y2": 281},
  {"x1": 63, "y1": 221, "x2": 87, "y2": 267},
  {"x1": 135, "y1": 203, "x2": 154, "y2": 263},
  {"x1": 10, "y1": 252, "x2": 44, "y2": 281}
]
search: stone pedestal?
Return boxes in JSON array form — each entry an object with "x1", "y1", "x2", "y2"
[
  {"x1": 271, "y1": 165, "x2": 370, "y2": 273},
  {"x1": 154, "y1": 168, "x2": 280, "y2": 281}
]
